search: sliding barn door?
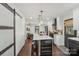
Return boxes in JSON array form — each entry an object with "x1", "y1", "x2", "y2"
[
  {"x1": 0, "y1": 3, "x2": 26, "y2": 56},
  {"x1": 0, "y1": 4, "x2": 14, "y2": 56}
]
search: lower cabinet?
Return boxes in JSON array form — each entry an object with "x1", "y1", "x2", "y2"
[
  {"x1": 54, "y1": 35, "x2": 64, "y2": 46},
  {"x1": 69, "y1": 39, "x2": 79, "y2": 56}
]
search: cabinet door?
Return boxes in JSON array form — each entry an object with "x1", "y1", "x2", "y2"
[
  {"x1": 69, "y1": 40, "x2": 79, "y2": 49},
  {"x1": 54, "y1": 35, "x2": 64, "y2": 46},
  {"x1": 57, "y1": 17, "x2": 63, "y2": 30}
]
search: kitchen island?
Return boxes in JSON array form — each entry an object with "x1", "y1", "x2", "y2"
[{"x1": 32, "y1": 34, "x2": 54, "y2": 56}]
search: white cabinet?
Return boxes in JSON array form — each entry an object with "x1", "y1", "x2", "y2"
[
  {"x1": 57, "y1": 17, "x2": 63, "y2": 30},
  {"x1": 54, "y1": 35, "x2": 64, "y2": 46},
  {"x1": 73, "y1": 7, "x2": 79, "y2": 30}
]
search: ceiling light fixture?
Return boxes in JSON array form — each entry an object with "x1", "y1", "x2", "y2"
[{"x1": 38, "y1": 10, "x2": 44, "y2": 26}]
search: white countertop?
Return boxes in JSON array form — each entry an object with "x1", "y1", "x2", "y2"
[
  {"x1": 68, "y1": 37, "x2": 79, "y2": 41},
  {"x1": 33, "y1": 34, "x2": 53, "y2": 40}
]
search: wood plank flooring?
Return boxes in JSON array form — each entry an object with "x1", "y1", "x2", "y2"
[
  {"x1": 52, "y1": 45, "x2": 64, "y2": 56},
  {"x1": 18, "y1": 39, "x2": 64, "y2": 56},
  {"x1": 18, "y1": 39, "x2": 32, "y2": 56}
]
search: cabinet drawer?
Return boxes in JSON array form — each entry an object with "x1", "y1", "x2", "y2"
[{"x1": 69, "y1": 40, "x2": 79, "y2": 49}]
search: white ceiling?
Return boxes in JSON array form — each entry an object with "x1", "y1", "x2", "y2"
[{"x1": 14, "y1": 3, "x2": 79, "y2": 19}]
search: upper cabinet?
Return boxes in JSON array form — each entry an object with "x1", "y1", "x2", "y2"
[
  {"x1": 73, "y1": 7, "x2": 79, "y2": 30},
  {"x1": 57, "y1": 17, "x2": 64, "y2": 30}
]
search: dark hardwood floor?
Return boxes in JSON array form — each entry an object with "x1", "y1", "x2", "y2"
[
  {"x1": 18, "y1": 39, "x2": 32, "y2": 56},
  {"x1": 52, "y1": 45, "x2": 64, "y2": 56},
  {"x1": 18, "y1": 39, "x2": 64, "y2": 56}
]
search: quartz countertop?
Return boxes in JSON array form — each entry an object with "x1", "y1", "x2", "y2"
[
  {"x1": 33, "y1": 34, "x2": 53, "y2": 40},
  {"x1": 68, "y1": 37, "x2": 79, "y2": 41}
]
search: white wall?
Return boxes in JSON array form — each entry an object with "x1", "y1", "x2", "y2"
[
  {"x1": 62, "y1": 10, "x2": 73, "y2": 20},
  {"x1": 15, "y1": 13, "x2": 26, "y2": 55}
]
